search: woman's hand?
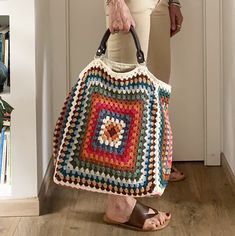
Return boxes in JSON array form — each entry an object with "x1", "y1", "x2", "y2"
[
  {"x1": 108, "y1": 0, "x2": 135, "y2": 33},
  {"x1": 169, "y1": 4, "x2": 183, "y2": 37}
]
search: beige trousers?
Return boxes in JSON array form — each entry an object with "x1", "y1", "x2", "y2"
[{"x1": 104, "y1": 0, "x2": 171, "y2": 84}]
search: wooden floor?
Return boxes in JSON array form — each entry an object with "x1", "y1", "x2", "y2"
[{"x1": 1, "y1": 161, "x2": 235, "y2": 236}]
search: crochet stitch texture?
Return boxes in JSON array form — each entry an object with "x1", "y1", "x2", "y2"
[{"x1": 52, "y1": 57, "x2": 173, "y2": 197}]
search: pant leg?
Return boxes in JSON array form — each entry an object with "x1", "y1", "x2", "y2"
[
  {"x1": 104, "y1": 0, "x2": 157, "y2": 64},
  {"x1": 147, "y1": 0, "x2": 171, "y2": 84},
  {"x1": 104, "y1": 0, "x2": 171, "y2": 83}
]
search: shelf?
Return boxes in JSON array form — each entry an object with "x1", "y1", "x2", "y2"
[{"x1": 0, "y1": 2, "x2": 9, "y2": 15}]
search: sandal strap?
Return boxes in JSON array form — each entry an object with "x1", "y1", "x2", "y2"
[{"x1": 124, "y1": 201, "x2": 159, "y2": 229}]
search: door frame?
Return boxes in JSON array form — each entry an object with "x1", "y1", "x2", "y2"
[
  {"x1": 55, "y1": 0, "x2": 222, "y2": 166},
  {"x1": 203, "y1": 0, "x2": 222, "y2": 165}
]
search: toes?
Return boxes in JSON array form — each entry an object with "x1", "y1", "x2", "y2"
[
  {"x1": 159, "y1": 213, "x2": 167, "y2": 225},
  {"x1": 143, "y1": 216, "x2": 162, "y2": 230},
  {"x1": 155, "y1": 214, "x2": 163, "y2": 225},
  {"x1": 158, "y1": 211, "x2": 171, "y2": 222},
  {"x1": 151, "y1": 220, "x2": 160, "y2": 229},
  {"x1": 155, "y1": 217, "x2": 162, "y2": 226},
  {"x1": 143, "y1": 210, "x2": 171, "y2": 230},
  {"x1": 143, "y1": 219, "x2": 158, "y2": 230},
  {"x1": 152, "y1": 214, "x2": 163, "y2": 226}
]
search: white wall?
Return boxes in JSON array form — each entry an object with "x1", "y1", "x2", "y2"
[
  {"x1": 35, "y1": 0, "x2": 53, "y2": 193},
  {"x1": 69, "y1": 0, "x2": 106, "y2": 84},
  {"x1": 35, "y1": 0, "x2": 106, "y2": 194},
  {"x1": 6, "y1": 0, "x2": 38, "y2": 199},
  {"x1": 35, "y1": 0, "x2": 69, "y2": 194},
  {"x1": 49, "y1": 0, "x2": 68, "y2": 124},
  {"x1": 222, "y1": 1, "x2": 235, "y2": 176}
]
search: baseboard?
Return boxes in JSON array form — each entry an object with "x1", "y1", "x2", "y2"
[
  {"x1": 221, "y1": 152, "x2": 235, "y2": 194},
  {"x1": 0, "y1": 156, "x2": 54, "y2": 217},
  {"x1": 0, "y1": 197, "x2": 39, "y2": 217},
  {"x1": 38, "y1": 155, "x2": 55, "y2": 215}
]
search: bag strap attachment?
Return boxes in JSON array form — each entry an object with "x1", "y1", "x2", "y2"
[{"x1": 96, "y1": 25, "x2": 145, "y2": 64}]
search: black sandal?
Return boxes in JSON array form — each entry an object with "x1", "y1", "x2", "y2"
[{"x1": 103, "y1": 200, "x2": 171, "y2": 231}]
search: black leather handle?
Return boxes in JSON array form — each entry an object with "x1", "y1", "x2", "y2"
[{"x1": 96, "y1": 25, "x2": 145, "y2": 64}]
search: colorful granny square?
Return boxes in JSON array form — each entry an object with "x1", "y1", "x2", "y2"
[
  {"x1": 53, "y1": 58, "x2": 173, "y2": 197},
  {"x1": 79, "y1": 92, "x2": 144, "y2": 172}
]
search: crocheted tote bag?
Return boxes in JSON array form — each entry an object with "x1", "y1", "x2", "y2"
[{"x1": 52, "y1": 26, "x2": 173, "y2": 197}]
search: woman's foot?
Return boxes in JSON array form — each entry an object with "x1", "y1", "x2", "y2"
[
  {"x1": 169, "y1": 165, "x2": 186, "y2": 182},
  {"x1": 104, "y1": 195, "x2": 171, "y2": 231}
]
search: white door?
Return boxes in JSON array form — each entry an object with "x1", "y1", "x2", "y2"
[
  {"x1": 56, "y1": 0, "x2": 221, "y2": 164},
  {"x1": 169, "y1": 0, "x2": 204, "y2": 161}
]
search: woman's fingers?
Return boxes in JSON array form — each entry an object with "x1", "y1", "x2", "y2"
[
  {"x1": 131, "y1": 17, "x2": 136, "y2": 28},
  {"x1": 169, "y1": 5, "x2": 177, "y2": 31},
  {"x1": 169, "y1": 4, "x2": 183, "y2": 37},
  {"x1": 123, "y1": 15, "x2": 136, "y2": 33},
  {"x1": 110, "y1": 19, "x2": 131, "y2": 34},
  {"x1": 171, "y1": 28, "x2": 180, "y2": 37},
  {"x1": 177, "y1": 11, "x2": 183, "y2": 25},
  {"x1": 122, "y1": 19, "x2": 130, "y2": 32},
  {"x1": 109, "y1": 17, "x2": 122, "y2": 33},
  {"x1": 171, "y1": 12, "x2": 183, "y2": 36},
  {"x1": 113, "y1": 19, "x2": 123, "y2": 31}
]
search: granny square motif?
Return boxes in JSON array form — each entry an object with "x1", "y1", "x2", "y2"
[{"x1": 53, "y1": 57, "x2": 173, "y2": 197}]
